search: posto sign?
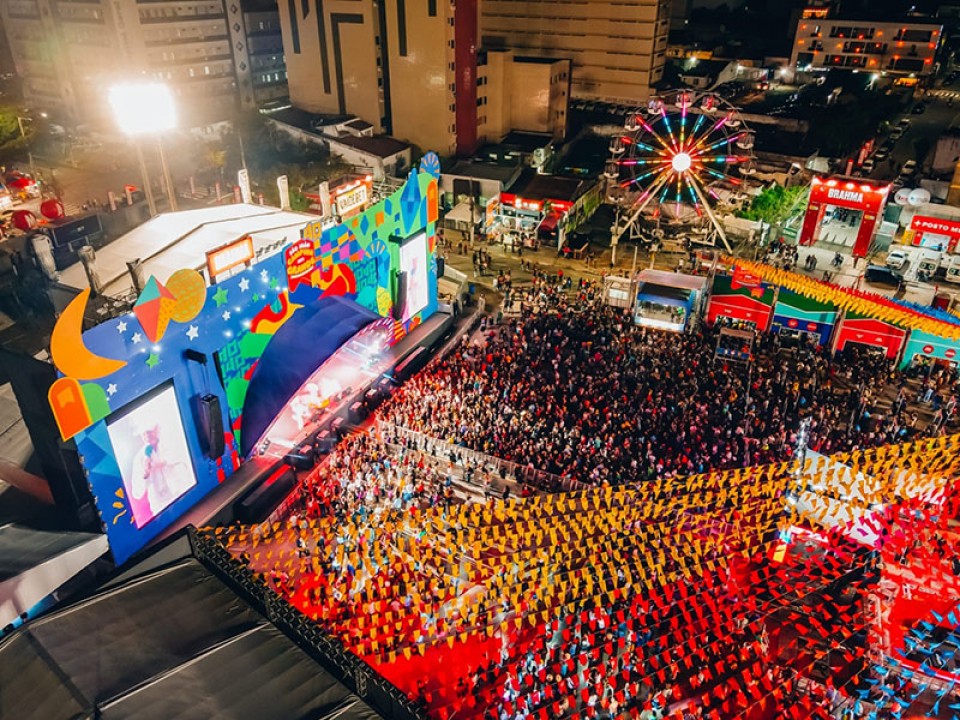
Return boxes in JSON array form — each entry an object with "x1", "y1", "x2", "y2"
[
  {"x1": 799, "y1": 176, "x2": 891, "y2": 259},
  {"x1": 911, "y1": 215, "x2": 960, "y2": 252}
]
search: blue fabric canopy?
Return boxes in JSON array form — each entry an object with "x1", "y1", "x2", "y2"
[{"x1": 239, "y1": 296, "x2": 379, "y2": 456}]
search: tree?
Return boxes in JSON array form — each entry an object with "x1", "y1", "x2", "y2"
[
  {"x1": 738, "y1": 184, "x2": 807, "y2": 254},
  {"x1": 739, "y1": 184, "x2": 807, "y2": 226},
  {"x1": 0, "y1": 105, "x2": 31, "y2": 166}
]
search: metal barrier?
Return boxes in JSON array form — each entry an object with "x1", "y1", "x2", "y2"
[{"x1": 188, "y1": 528, "x2": 425, "y2": 720}]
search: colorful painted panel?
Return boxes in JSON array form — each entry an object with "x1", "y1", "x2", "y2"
[{"x1": 46, "y1": 167, "x2": 440, "y2": 565}]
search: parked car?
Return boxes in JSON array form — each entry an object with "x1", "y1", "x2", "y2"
[
  {"x1": 898, "y1": 118, "x2": 912, "y2": 129},
  {"x1": 901, "y1": 159, "x2": 918, "y2": 177},
  {"x1": 885, "y1": 248, "x2": 908, "y2": 269},
  {"x1": 865, "y1": 264, "x2": 904, "y2": 286},
  {"x1": 912, "y1": 103, "x2": 927, "y2": 114},
  {"x1": 862, "y1": 158, "x2": 875, "y2": 173},
  {"x1": 874, "y1": 148, "x2": 890, "y2": 162}
]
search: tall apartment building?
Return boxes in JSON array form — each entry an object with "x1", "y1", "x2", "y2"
[
  {"x1": 480, "y1": 0, "x2": 672, "y2": 104},
  {"x1": 790, "y1": 18, "x2": 943, "y2": 78},
  {"x1": 277, "y1": 0, "x2": 476, "y2": 157},
  {"x1": 0, "y1": 0, "x2": 288, "y2": 130}
]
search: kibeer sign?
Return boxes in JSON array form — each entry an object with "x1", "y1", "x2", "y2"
[{"x1": 799, "y1": 176, "x2": 891, "y2": 258}]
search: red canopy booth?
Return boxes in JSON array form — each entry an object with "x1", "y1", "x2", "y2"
[
  {"x1": 833, "y1": 310, "x2": 907, "y2": 360},
  {"x1": 798, "y1": 176, "x2": 891, "y2": 258}
]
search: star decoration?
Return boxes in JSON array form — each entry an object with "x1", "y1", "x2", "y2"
[
  {"x1": 260, "y1": 269, "x2": 270, "y2": 282},
  {"x1": 186, "y1": 325, "x2": 199, "y2": 341},
  {"x1": 238, "y1": 277, "x2": 250, "y2": 292},
  {"x1": 253, "y1": 293, "x2": 260, "y2": 302},
  {"x1": 222, "y1": 311, "x2": 232, "y2": 321},
  {"x1": 146, "y1": 353, "x2": 160, "y2": 369},
  {"x1": 132, "y1": 332, "x2": 143, "y2": 344},
  {"x1": 270, "y1": 278, "x2": 279, "y2": 290},
  {"x1": 116, "y1": 321, "x2": 127, "y2": 333},
  {"x1": 107, "y1": 383, "x2": 118, "y2": 396},
  {"x1": 213, "y1": 286, "x2": 229, "y2": 307}
]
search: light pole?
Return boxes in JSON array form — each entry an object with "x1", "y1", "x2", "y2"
[
  {"x1": 16, "y1": 115, "x2": 38, "y2": 178},
  {"x1": 108, "y1": 82, "x2": 178, "y2": 216}
]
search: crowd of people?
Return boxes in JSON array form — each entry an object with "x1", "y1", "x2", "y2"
[{"x1": 381, "y1": 290, "x2": 947, "y2": 488}]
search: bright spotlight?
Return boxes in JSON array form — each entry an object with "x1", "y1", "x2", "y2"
[{"x1": 108, "y1": 82, "x2": 177, "y2": 136}]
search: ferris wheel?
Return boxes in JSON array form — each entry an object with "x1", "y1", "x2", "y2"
[{"x1": 606, "y1": 89, "x2": 756, "y2": 255}]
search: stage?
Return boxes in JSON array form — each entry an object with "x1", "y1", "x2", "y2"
[{"x1": 149, "y1": 308, "x2": 458, "y2": 553}]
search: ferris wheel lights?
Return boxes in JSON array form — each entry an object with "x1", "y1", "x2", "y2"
[{"x1": 671, "y1": 152, "x2": 693, "y2": 173}]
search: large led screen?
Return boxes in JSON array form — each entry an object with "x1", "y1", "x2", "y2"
[
  {"x1": 106, "y1": 383, "x2": 198, "y2": 529},
  {"x1": 399, "y1": 231, "x2": 429, "y2": 321}
]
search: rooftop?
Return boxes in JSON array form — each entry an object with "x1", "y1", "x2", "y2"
[
  {"x1": 444, "y1": 160, "x2": 523, "y2": 186},
  {"x1": 345, "y1": 119, "x2": 373, "y2": 131},
  {"x1": 265, "y1": 107, "x2": 353, "y2": 133},
  {"x1": 510, "y1": 167, "x2": 587, "y2": 203},
  {"x1": 327, "y1": 134, "x2": 410, "y2": 159},
  {"x1": 58, "y1": 204, "x2": 315, "y2": 296},
  {"x1": 500, "y1": 131, "x2": 554, "y2": 154},
  {"x1": 677, "y1": 58, "x2": 732, "y2": 78}
]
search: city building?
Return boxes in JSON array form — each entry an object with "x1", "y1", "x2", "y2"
[
  {"x1": 277, "y1": 0, "x2": 472, "y2": 156},
  {"x1": 789, "y1": 17, "x2": 943, "y2": 81},
  {"x1": 277, "y1": 0, "x2": 568, "y2": 159},
  {"x1": 238, "y1": 0, "x2": 289, "y2": 107},
  {"x1": 480, "y1": 0, "x2": 672, "y2": 104},
  {"x1": 476, "y1": 50, "x2": 571, "y2": 146},
  {"x1": 0, "y1": 0, "x2": 289, "y2": 129}
]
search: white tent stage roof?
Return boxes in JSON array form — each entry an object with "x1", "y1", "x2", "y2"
[{"x1": 59, "y1": 204, "x2": 318, "y2": 296}]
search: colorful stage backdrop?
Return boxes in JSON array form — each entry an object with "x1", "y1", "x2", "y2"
[{"x1": 46, "y1": 160, "x2": 441, "y2": 564}]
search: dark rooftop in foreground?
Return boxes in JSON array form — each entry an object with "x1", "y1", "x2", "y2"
[{"x1": 0, "y1": 553, "x2": 386, "y2": 720}]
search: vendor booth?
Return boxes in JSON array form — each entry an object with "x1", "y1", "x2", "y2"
[
  {"x1": 705, "y1": 272, "x2": 777, "y2": 331},
  {"x1": 633, "y1": 269, "x2": 706, "y2": 333},
  {"x1": 833, "y1": 310, "x2": 906, "y2": 360},
  {"x1": 770, "y1": 288, "x2": 838, "y2": 347},
  {"x1": 42, "y1": 160, "x2": 442, "y2": 564},
  {"x1": 898, "y1": 328, "x2": 960, "y2": 371}
]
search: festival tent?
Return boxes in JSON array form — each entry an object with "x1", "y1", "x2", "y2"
[
  {"x1": 705, "y1": 273, "x2": 777, "y2": 330},
  {"x1": 898, "y1": 328, "x2": 960, "y2": 369},
  {"x1": 770, "y1": 288, "x2": 838, "y2": 346},
  {"x1": 0, "y1": 553, "x2": 384, "y2": 720},
  {"x1": 833, "y1": 310, "x2": 907, "y2": 359}
]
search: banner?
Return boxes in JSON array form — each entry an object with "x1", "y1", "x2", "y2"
[{"x1": 277, "y1": 175, "x2": 290, "y2": 211}]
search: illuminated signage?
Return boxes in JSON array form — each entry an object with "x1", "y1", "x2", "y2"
[
  {"x1": 827, "y1": 188, "x2": 864, "y2": 204},
  {"x1": 911, "y1": 215, "x2": 960, "y2": 239},
  {"x1": 335, "y1": 183, "x2": 369, "y2": 217},
  {"x1": 206, "y1": 235, "x2": 255, "y2": 280}
]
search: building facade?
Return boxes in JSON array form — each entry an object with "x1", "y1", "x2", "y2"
[
  {"x1": 0, "y1": 0, "x2": 288, "y2": 129},
  {"x1": 477, "y1": 50, "x2": 570, "y2": 146},
  {"x1": 479, "y1": 0, "x2": 671, "y2": 104},
  {"x1": 791, "y1": 18, "x2": 943, "y2": 78}
]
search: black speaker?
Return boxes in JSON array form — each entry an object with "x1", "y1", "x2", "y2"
[
  {"x1": 437, "y1": 256, "x2": 445, "y2": 278},
  {"x1": 348, "y1": 401, "x2": 367, "y2": 423},
  {"x1": 313, "y1": 429, "x2": 336, "y2": 454},
  {"x1": 197, "y1": 394, "x2": 225, "y2": 459},
  {"x1": 392, "y1": 270, "x2": 407, "y2": 320},
  {"x1": 235, "y1": 468, "x2": 297, "y2": 523},
  {"x1": 284, "y1": 442, "x2": 316, "y2": 471}
]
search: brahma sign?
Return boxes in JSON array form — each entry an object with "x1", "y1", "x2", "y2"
[{"x1": 799, "y1": 176, "x2": 891, "y2": 258}]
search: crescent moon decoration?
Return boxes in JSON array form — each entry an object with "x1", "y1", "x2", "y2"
[{"x1": 50, "y1": 288, "x2": 128, "y2": 380}]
